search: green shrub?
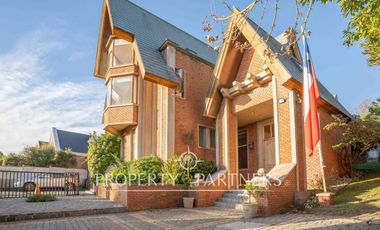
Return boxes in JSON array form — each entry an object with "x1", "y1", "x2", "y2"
[
  {"x1": 26, "y1": 194, "x2": 56, "y2": 202},
  {"x1": 0, "y1": 152, "x2": 4, "y2": 165},
  {"x1": 54, "y1": 150, "x2": 77, "y2": 168},
  {"x1": 354, "y1": 162, "x2": 380, "y2": 172},
  {"x1": 108, "y1": 161, "x2": 130, "y2": 183},
  {"x1": 104, "y1": 155, "x2": 217, "y2": 185},
  {"x1": 87, "y1": 133, "x2": 121, "y2": 178},
  {"x1": 3, "y1": 146, "x2": 76, "y2": 168},
  {"x1": 3, "y1": 153, "x2": 26, "y2": 166},
  {"x1": 162, "y1": 156, "x2": 217, "y2": 185},
  {"x1": 128, "y1": 156, "x2": 162, "y2": 184},
  {"x1": 22, "y1": 145, "x2": 55, "y2": 167},
  {"x1": 162, "y1": 156, "x2": 190, "y2": 184},
  {"x1": 191, "y1": 160, "x2": 217, "y2": 177}
]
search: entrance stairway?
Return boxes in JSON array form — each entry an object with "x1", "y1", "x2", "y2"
[{"x1": 214, "y1": 190, "x2": 248, "y2": 210}]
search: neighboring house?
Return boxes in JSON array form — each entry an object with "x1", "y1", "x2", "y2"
[
  {"x1": 94, "y1": 0, "x2": 351, "y2": 212},
  {"x1": 38, "y1": 141, "x2": 48, "y2": 147},
  {"x1": 367, "y1": 144, "x2": 380, "y2": 162},
  {"x1": 48, "y1": 127, "x2": 90, "y2": 169}
]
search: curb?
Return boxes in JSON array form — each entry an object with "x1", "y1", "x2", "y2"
[{"x1": 0, "y1": 207, "x2": 128, "y2": 223}]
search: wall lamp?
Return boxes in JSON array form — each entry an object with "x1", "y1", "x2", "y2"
[{"x1": 278, "y1": 98, "x2": 287, "y2": 104}]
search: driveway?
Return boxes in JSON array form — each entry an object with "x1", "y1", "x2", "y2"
[
  {"x1": 1, "y1": 207, "x2": 379, "y2": 230},
  {"x1": 0, "y1": 195, "x2": 126, "y2": 222}
]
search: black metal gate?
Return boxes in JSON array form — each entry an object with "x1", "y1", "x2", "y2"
[{"x1": 0, "y1": 170, "x2": 80, "y2": 198}]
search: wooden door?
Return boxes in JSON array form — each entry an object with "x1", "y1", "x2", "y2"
[{"x1": 263, "y1": 122, "x2": 275, "y2": 171}]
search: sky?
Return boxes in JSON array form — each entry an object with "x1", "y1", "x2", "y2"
[{"x1": 0, "y1": 0, "x2": 378, "y2": 153}]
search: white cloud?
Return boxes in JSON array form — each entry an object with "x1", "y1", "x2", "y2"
[
  {"x1": 68, "y1": 51, "x2": 88, "y2": 61},
  {"x1": 0, "y1": 27, "x2": 104, "y2": 153}
]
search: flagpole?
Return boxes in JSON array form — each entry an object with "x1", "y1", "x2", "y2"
[
  {"x1": 302, "y1": 26, "x2": 327, "y2": 193},
  {"x1": 317, "y1": 112, "x2": 327, "y2": 193}
]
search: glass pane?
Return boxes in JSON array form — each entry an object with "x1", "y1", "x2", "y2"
[
  {"x1": 113, "y1": 40, "x2": 133, "y2": 66},
  {"x1": 264, "y1": 125, "x2": 271, "y2": 140},
  {"x1": 210, "y1": 129, "x2": 216, "y2": 149},
  {"x1": 106, "y1": 83, "x2": 112, "y2": 107},
  {"x1": 199, "y1": 127, "x2": 207, "y2": 148},
  {"x1": 238, "y1": 130, "x2": 247, "y2": 146},
  {"x1": 111, "y1": 76, "x2": 132, "y2": 105},
  {"x1": 238, "y1": 146, "x2": 248, "y2": 169}
]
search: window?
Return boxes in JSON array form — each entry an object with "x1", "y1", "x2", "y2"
[
  {"x1": 238, "y1": 129, "x2": 248, "y2": 169},
  {"x1": 199, "y1": 126, "x2": 216, "y2": 149},
  {"x1": 106, "y1": 76, "x2": 135, "y2": 106},
  {"x1": 175, "y1": 68, "x2": 186, "y2": 98},
  {"x1": 264, "y1": 123, "x2": 275, "y2": 140},
  {"x1": 108, "y1": 39, "x2": 133, "y2": 67}
]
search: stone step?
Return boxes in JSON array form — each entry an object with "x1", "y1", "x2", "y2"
[
  {"x1": 214, "y1": 201, "x2": 244, "y2": 210},
  {"x1": 235, "y1": 204, "x2": 244, "y2": 210},
  {"x1": 218, "y1": 196, "x2": 248, "y2": 203},
  {"x1": 223, "y1": 192, "x2": 248, "y2": 199},
  {"x1": 214, "y1": 201, "x2": 236, "y2": 209},
  {"x1": 223, "y1": 190, "x2": 245, "y2": 194},
  {"x1": 213, "y1": 190, "x2": 249, "y2": 211}
]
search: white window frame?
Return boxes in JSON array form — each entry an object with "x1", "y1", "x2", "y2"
[
  {"x1": 106, "y1": 75, "x2": 136, "y2": 107},
  {"x1": 198, "y1": 125, "x2": 216, "y2": 150},
  {"x1": 107, "y1": 39, "x2": 134, "y2": 68}
]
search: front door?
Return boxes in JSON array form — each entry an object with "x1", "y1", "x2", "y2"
[
  {"x1": 263, "y1": 122, "x2": 275, "y2": 171},
  {"x1": 238, "y1": 129, "x2": 248, "y2": 170}
]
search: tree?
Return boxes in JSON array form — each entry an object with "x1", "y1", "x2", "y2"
[
  {"x1": 365, "y1": 98, "x2": 380, "y2": 121},
  {"x1": 3, "y1": 153, "x2": 26, "y2": 166},
  {"x1": 87, "y1": 132, "x2": 121, "y2": 178},
  {"x1": 206, "y1": 0, "x2": 380, "y2": 66},
  {"x1": 0, "y1": 152, "x2": 4, "y2": 165},
  {"x1": 53, "y1": 149, "x2": 77, "y2": 168},
  {"x1": 313, "y1": 0, "x2": 380, "y2": 66},
  {"x1": 325, "y1": 99, "x2": 380, "y2": 176},
  {"x1": 22, "y1": 145, "x2": 55, "y2": 167},
  {"x1": 325, "y1": 115, "x2": 380, "y2": 155}
]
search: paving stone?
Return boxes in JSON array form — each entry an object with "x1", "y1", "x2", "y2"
[
  {"x1": 0, "y1": 208, "x2": 379, "y2": 230},
  {"x1": 0, "y1": 196, "x2": 127, "y2": 223}
]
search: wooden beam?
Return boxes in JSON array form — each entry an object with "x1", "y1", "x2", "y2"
[
  {"x1": 220, "y1": 88, "x2": 232, "y2": 99},
  {"x1": 144, "y1": 72, "x2": 178, "y2": 89},
  {"x1": 112, "y1": 27, "x2": 134, "y2": 42}
]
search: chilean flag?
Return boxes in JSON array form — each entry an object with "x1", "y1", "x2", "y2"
[{"x1": 302, "y1": 35, "x2": 321, "y2": 157}]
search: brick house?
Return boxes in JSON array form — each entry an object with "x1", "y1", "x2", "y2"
[
  {"x1": 94, "y1": 0, "x2": 351, "y2": 212},
  {"x1": 48, "y1": 127, "x2": 89, "y2": 169}
]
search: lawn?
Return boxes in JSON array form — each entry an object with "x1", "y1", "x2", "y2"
[{"x1": 321, "y1": 163, "x2": 380, "y2": 215}]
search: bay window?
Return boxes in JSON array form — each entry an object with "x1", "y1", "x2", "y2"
[
  {"x1": 106, "y1": 75, "x2": 136, "y2": 106},
  {"x1": 108, "y1": 39, "x2": 133, "y2": 67}
]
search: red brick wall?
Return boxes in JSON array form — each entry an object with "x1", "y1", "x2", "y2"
[
  {"x1": 192, "y1": 172, "x2": 229, "y2": 207},
  {"x1": 305, "y1": 106, "x2": 346, "y2": 190},
  {"x1": 174, "y1": 50, "x2": 216, "y2": 162},
  {"x1": 319, "y1": 107, "x2": 345, "y2": 177},
  {"x1": 97, "y1": 184, "x2": 185, "y2": 211},
  {"x1": 251, "y1": 167, "x2": 297, "y2": 216},
  {"x1": 96, "y1": 174, "x2": 229, "y2": 211},
  {"x1": 96, "y1": 184, "x2": 109, "y2": 200},
  {"x1": 126, "y1": 185, "x2": 184, "y2": 211}
]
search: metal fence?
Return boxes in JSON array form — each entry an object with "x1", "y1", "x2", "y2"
[{"x1": 0, "y1": 170, "x2": 80, "y2": 198}]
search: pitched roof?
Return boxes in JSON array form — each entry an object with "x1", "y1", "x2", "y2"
[
  {"x1": 107, "y1": 0, "x2": 218, "y2": 83},
  {"x1": 246, "y1": 19, "x2": 351, "y2": 117},
  {"x1": 55, "y1": 129, "x2": 90, "y2": 154}
]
